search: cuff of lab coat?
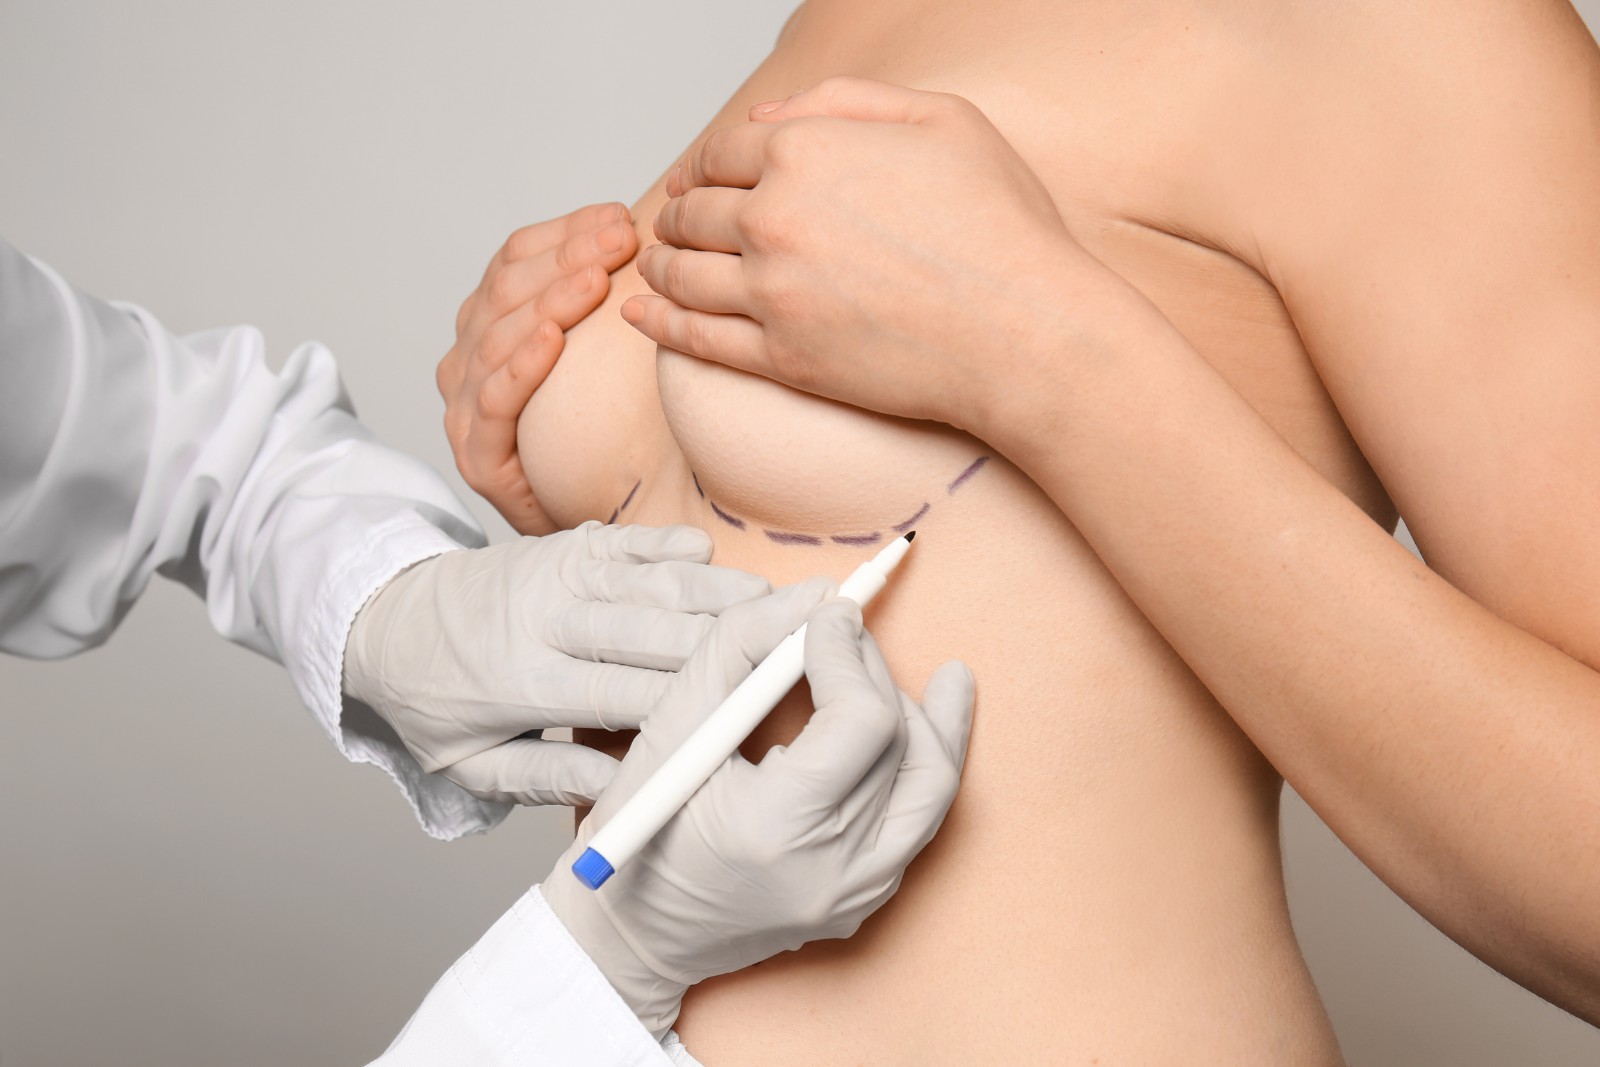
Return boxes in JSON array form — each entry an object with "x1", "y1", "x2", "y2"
[
  {"x1": 294, "y1": 512, "x2": 511, "y2": 841},
  {"x1": 372, "y1": 885, "x2": 696, "y2": 1067}
]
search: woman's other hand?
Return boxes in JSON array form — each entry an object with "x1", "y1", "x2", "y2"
[
  {"x1": 440, "y1": 203, "x2": 638, "y2": 534},
  {"x1": 624, "y1": 78, "x2": 1149, "y2": 438}
]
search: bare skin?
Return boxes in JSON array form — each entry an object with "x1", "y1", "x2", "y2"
[
  {"x1": 630, "y1": 5, "x2": 1600, "y2": 1030},
  {"x1": 454, "y1": 1, "x2": 1453, "y2": 1062}
]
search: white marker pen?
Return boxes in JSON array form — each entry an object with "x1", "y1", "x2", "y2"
[{"x1": 571, "y1": 531, "x2": 917, "y2": 890}]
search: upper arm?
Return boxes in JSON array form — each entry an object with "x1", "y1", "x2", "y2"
[{"x1": 1258, "y1": 0, "x2": 1600, "y2": 665}]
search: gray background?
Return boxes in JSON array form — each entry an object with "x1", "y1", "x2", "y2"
[{"x1": 1, "y1": 1, "x2": 1596, "y2": 1063}]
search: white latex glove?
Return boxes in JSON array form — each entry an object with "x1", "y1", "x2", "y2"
[
  {"x1": 541, "y1": 580, "x2": 975, "y2": 1038},
  {"x1": 343, "y1": 521, "x2": 770, "y2": 806}
]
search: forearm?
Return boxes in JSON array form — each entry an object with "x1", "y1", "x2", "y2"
[
  {"x1": 0, "y1": 239, "x2": 506, "y2": 838},
  {"x1": 985, "y1": 278, "x2": 1600, "y2": 1020}
]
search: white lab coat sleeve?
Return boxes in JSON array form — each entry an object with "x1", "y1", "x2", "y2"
[
  {"x1": 0, "y1": 239, "x2": 509, "y2": 839},
  {"x1": 372, "y1": 886, "x2": 703, "y2": 1067}
]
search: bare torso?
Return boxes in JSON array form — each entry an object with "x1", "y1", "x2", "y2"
[{"x1": 520, "y1": 1, "x2": 1395, "y2": 1061}]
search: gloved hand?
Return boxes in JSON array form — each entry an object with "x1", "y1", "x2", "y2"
[
  {"x1": 343, "y1": 521, "x2": 770, "y2": 806},
  {"x1": 541, "y1": 580, "x2": 975, "y2": 1038}
]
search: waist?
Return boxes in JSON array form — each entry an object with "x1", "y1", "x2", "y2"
[{"x1": 604, "y1": 456, "x2": 1340, "y2": 1064}]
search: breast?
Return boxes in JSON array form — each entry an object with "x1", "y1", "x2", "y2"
[{"x1": 510, "y1": 5, "x2": 1378, "y2": 1060}]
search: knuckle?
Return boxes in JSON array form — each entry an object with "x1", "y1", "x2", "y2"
[
  {"x1": 682, "y1": 310, "x2": 717, "y2": 355},
  {"x1": 698, "y1": 129, "x2": 726, "y2": 175},
  {"x1": 435, "y1": 352, "x2": 459, "y2": 398},
  {"x1": 672, "y1": 189, "x2": 699, "y2": 239},
  {"x1": 763, "y1": 121, "x2": 805, "y2": 165},
  {"x1": 478, "y1": 328, "x2": 514, "y2": 371},
  {"x1": 662, "y1": 250, "x2": 693, "y2": 295},
  {"x1": 812, "y1": 75, "x2": 853, "y2": 102},
  {"x1": 442, "y1": 410, "x2": 467, "y2": 451},
  {"x1": 503, "y1": 225, "x2": 542, "y2": 262},
  {"x1": 485, "y1": 270, "x2": 520, "y2": 314},
  {"x1": 553, "y1": 237, "x2": 583, "y2": 273},
  {"x1": 738, "y1": 203, "x2": 790, "y2": 252},
  {"x1": 652, "y1": 199, "x2": 675, "y2": 242}
]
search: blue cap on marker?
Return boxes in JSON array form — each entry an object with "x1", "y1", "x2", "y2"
[{"x1": 572, "y1": 847, "x2": 615, "y2": 890}]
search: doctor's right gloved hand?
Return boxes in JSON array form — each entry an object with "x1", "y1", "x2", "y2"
[
  {"x1": 541, "y1": 580, "x2": 975, "y2": 1038},
  {"x1": 343, "y1": 521, "x2": 770, "y2": 806}
]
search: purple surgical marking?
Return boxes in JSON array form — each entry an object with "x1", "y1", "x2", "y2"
[
  {"x1": 831, "y1": 532, "x2": 884, "y2": 547},
  {"x1": 692, "y1": 471, "x2": 705, "y2": 499},
  {"x1": 947, "y1": 455, "x2": 990, "y2": 494},
  {"x1": 892, "y1": 502, "x2": 931, "y2": 534},
  {"x1": 607, "y1": 479, "x2": 642, "y2": 524},
  {"x1": 708, "y1": 499, "x2": 746, "y2": 530},
  {"x1": 764, "y1": 529, "x2": 824, "y2": 546}
]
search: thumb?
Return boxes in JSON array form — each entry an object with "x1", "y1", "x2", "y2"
[
  {"x1": 633, "y1": 576, "x2": 836, "y2": 755},
  {"x1": 749, "y1": 76, "x2": 960, "y2": 124},
  {"x1": 919, "y1": 659, "x2": 976, "y2": 772},
  {"x1": 859, "y1": 665, "x2": 975, "y2": 881}
]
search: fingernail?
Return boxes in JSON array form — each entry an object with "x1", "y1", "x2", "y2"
[
  {"x1": 620, "y1": 298, "x2": 642, "y2": 324},
  {"x1": 595, "y1": 222, "x2": 626, "y2": 253},
  {"x1": 599, "y1": 202, "x2": 625, "y2": 223},
  {"x1": 667, "y1": 165, "x2": 683, "y2": 197},
  {"x1": 751, "y1": 99, "x2": 785, "y2": 114}
]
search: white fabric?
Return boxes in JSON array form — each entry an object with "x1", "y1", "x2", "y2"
[
  {"x1": 372, "y1": 886, "x2": 702, "y2": 1067},
  {"x1": 0, "y1": 238, "x2": 507, "y2": 840},
  {"x1": 0, "y1": 242, "x2": 706, "y2": 1061}
]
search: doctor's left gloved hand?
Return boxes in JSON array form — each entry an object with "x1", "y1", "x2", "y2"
[
  {"x1": 343, "y1": 521, "x2": 769, "y2": 806},
  {"x1": 541, "y1": 581, "x2": 975, "y2": 1038}
]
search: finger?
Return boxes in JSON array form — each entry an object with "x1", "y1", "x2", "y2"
[
  {"x1": 620, "y1": 295, "x2": 765, "y2": 371},
  {"x1": 450, "y1": 323, "x2": 557, "y2": 499},
  {"x1": 749, "y1": 76, "x2": 961, "y2": 125},
  {"x1": 861, "y1": 671, "x2": 975, "y2": 879},
  {"x1": 856, "y1": 703, "x2": 963, "y2": 881},
  {"x1": 441, "y1": 737, "x2": 620, "y2": 807},
  {"x1": 637, "y1": 578, "x2": 836, "y2": 750},
  {"x1": 476, "y1": 321, "x2": 562, "y2": 425},
  {"x1": 653, "y1": 186, "x2": 750, "y2": 253},
  {"x1": 570, "y1": 557, "x2": 772, "y2": 615},
  {"x1": 636, "y1": 245, "x2": 753, "y2": 316},
  {"x1": 549, "y1": 658, "x2": 673, "y2": 731},
  {"x1": 671, "y1": 122, "x2": 777, "y2": 194},
  {"x1": 529, "y1": 262, "x2": 620, "y2": 330},
  {"x1": 919, "y1": 659, "x2": 976, "y2": 772},
  {"x1": 486, "y1": 202, "x2": 629, "y2": 280},
  {"x1": 546, "y1": 600, "x2": 715, "y2": 671},
  {"x1": 478, "y1": 260, "x2": 603, "y2": 349},
  {"x1": 759, "y1": 599, "x2": 904, "y2": 802},
  {"x1": 481, "y1": 223, "x2": 635, "y2": 322}
]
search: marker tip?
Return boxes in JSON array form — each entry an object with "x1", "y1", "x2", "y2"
[{"x1": 904, "y1": 530, "x2": 917, "y2": 542}]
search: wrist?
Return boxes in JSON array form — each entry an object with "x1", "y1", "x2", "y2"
[
  {"x1": 973, "y1": 244, "x2": 1179, "y2": 469},
  {"x1": 541, "y1": 869, "x2": 689, "y2": 1039},
  {"x1": 341, "y1": 554, "x2": 438, "y2": 708}
]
